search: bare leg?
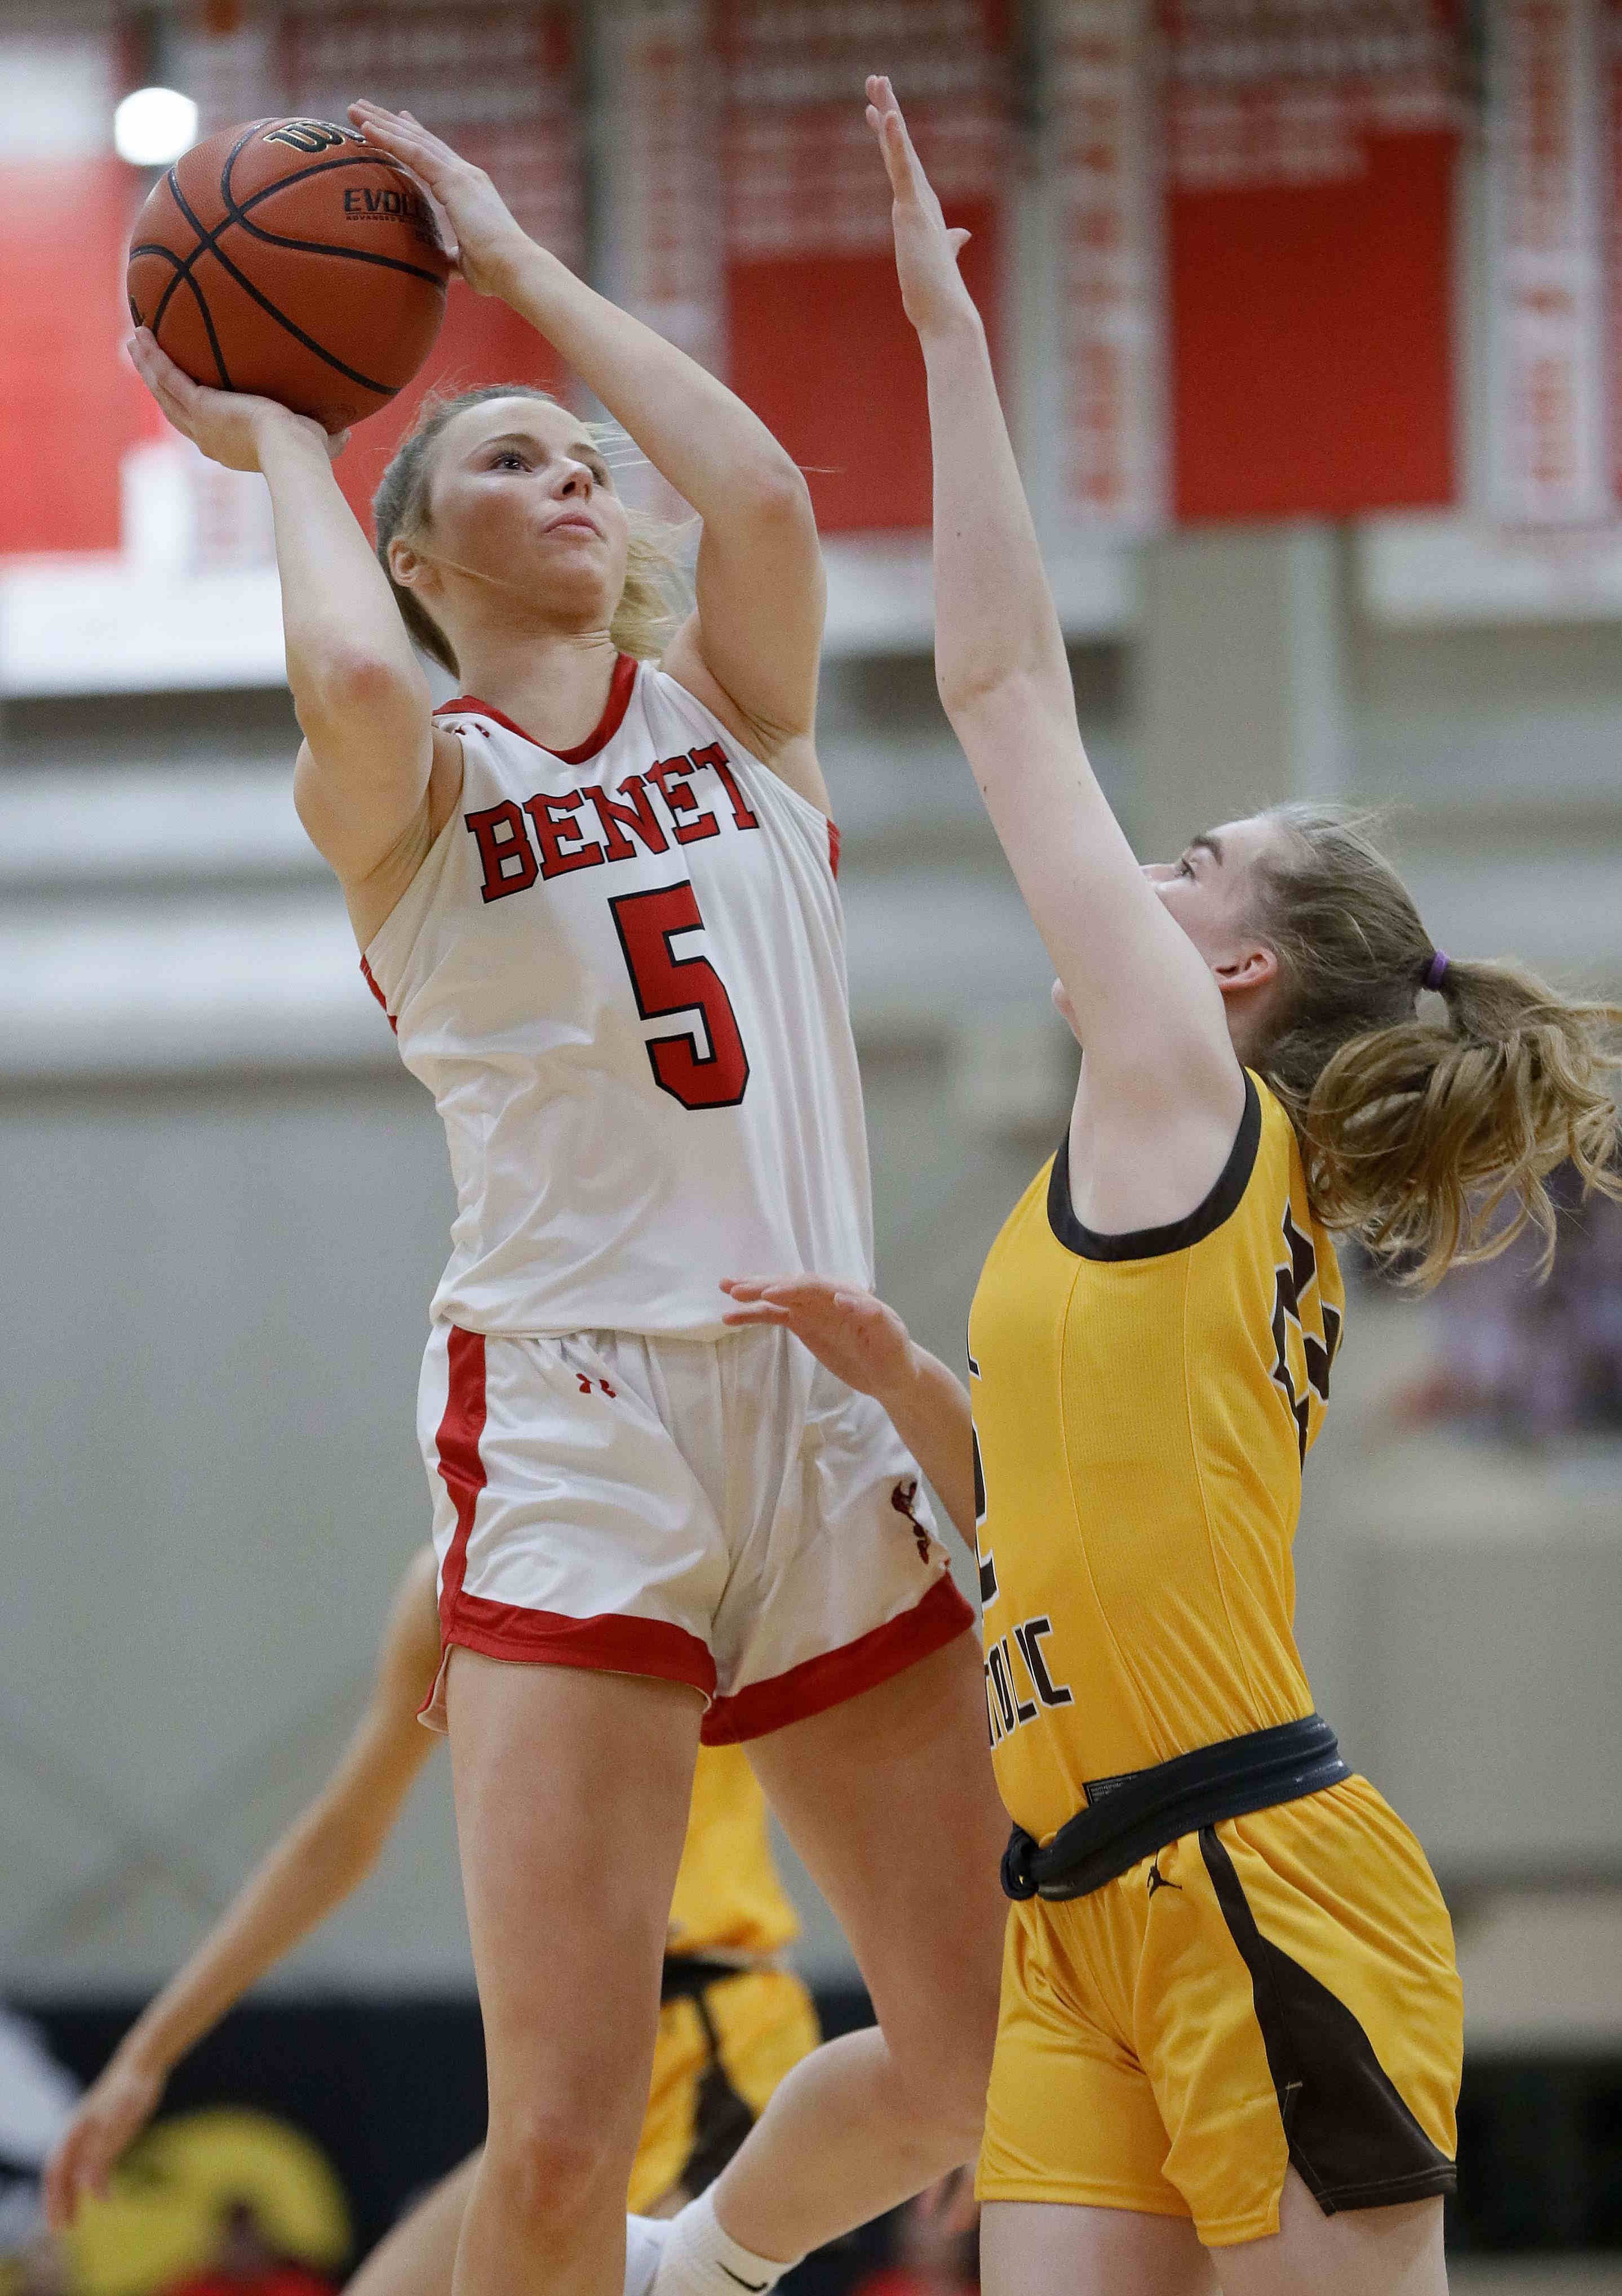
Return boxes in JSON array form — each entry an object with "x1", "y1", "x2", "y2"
[
  {"x1": 348, "y1": 2156, "x2": 481, "y2": 2296},
  {"x1": 347, "y1": 2154, "x2": 693, "y2": 2296},
  {"x1": 1213, "y1": 2172, "x2": 1447, "y2": 2296},
  {"x1": 708, "y1": 1635, "x2": 1008, "y2": 2260},
  {"x1": 446, "y1": 1654, "x2": 703, "y2": 2296},
  {"x1": 981, "y1": 2174, "x2": 1446, "y2": 2296},
  {"x1": 982, "y1": 2197, "x2": 1218, "y2": 2296}
]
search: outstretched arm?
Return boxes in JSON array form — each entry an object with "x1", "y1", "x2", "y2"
[
  {"x1": 721, "y1": 1276, "x2": 977, "y2": 1548},
  {"x1": 866, "y1": 79, "x2": 1243, "y2": 1211},
  {"x1": 43, "y1": 1552, "x2": 444, "y2": 2231},
  {"x1": 351, "y1": 104, "x2": 826, "y2": 805}
]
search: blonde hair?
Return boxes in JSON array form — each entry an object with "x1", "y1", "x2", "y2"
[
  {"x1": 371, "y1": 383, "x2": 688, "y2": 675},
  {"x1": 1248, "y1": 804, "x2": 1622, "y2": 1287}
]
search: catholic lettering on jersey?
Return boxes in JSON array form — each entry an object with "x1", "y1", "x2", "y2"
[{"x1": 362, "y1": 655, "x2": 874, "y2": 1339}]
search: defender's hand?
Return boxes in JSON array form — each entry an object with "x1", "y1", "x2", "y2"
[
  {"x1": 349, "y1": 102, "x2": 531, "y2": 297},
  {"x1": 721, "y1": 1274, "x2": 916, "y2": 1403},
  {"x1": 127, "y1": 329, "x2": 345, "y2": 466},
  {"x1": 42, "y1": 2053, "x2": 166, "y2": 2231},
  {"x1": 864, "y1": 75, "x2": 977, "y2": 339}
]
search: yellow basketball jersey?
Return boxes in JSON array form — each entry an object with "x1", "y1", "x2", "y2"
[
  {"x1": 667, "y1": 1743, "x2": 799, "y2": 1958},
  {"x1": 967, "y1": 1072, "x2": 1344, "y2": 1846}
]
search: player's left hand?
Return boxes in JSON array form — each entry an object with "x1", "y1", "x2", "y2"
[
  {"x1": 863, "y1": 75, "x2": 977, "y2": 340},
  {"x1": 348, "y1": 102, "x2": 531, "y2": 297},
  {"x1": 720, "y1": 1274, "x2": 916, "y2": 1402}
]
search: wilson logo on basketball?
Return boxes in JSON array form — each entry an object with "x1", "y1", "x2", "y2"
[{"x1": 263, "y1": 120, "x2": 357, "y2": 154}]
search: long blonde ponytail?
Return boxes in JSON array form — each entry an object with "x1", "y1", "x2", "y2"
[{"x1": 1251, "y1": 806, "x2": 1622, "y2": 1287}]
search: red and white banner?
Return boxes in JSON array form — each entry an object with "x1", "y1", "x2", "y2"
[
  {"x1": 1054, "y1": 0, "x2": 1165, "y2": 532},
  {"x1": 713, "y1": 0, "x2": 1011, "y2": 532},
  {"x1": 1486, "y1": 0, "x2": 1610, "y2": 525},
  {"x1": 602, "y1": 0, "x2": 723, "y2": 374},
  {"x1": 1160, "y1": 0, "x2": 1459, "y2": 522}
]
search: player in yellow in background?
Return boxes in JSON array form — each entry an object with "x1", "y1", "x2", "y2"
[
  {"x1": 43, "y1": 1549, "x2": 818, "y2": 2293},
  {"x1": 721, "y1": 69, "x2": 1622, "y2": 2296}
]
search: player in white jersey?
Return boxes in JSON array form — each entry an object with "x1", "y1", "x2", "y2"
[{"x1": 128, "y1": 96, "x2": 1006, "y2": 2296}]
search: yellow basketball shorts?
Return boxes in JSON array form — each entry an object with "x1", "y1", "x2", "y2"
[
  {"x1": 978, "y1": 1777, "x2": 1463, "y2": 2247},
  {"x1": 631, "y1": 1966, "x2": 821, "y2": 2215}
]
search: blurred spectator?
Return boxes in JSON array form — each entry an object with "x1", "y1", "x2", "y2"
[
  {"x1": 852, "y1": 2169, "x2": 979, "y2": 2296},
  {"x1": 164, "y1": 2199, "x2": 335, "y2": 2296},
  {"x1": 1397, "y1": 1165, "x2": 1622, "y2": 1443}
]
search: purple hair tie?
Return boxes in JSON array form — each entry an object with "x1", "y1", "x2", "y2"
[{"x1": 1423, "y1": 948, "x2": 1450, "y2": 991}]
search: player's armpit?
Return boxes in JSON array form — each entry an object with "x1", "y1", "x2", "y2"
[{"x1": 662, "y1": 610, "x2": 830, "y2": 814}]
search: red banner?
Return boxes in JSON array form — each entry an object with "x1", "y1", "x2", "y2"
[
  {"x1": 1162, "y1": 0, "x2": 1460, "y2": 521},
  {"x1": 715, "y1": 0, "x2": 1011, "y2": 532}
]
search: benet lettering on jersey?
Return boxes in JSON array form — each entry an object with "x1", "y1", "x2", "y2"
[{"x1": 463, "y1": 740, "x2": 762, "y2": 906}]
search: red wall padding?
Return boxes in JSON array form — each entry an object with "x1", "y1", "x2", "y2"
[{"x1": 0, "y1": 159, "x2": 153, "y2": 556}]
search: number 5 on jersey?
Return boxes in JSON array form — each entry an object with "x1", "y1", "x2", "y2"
[{"x1": 611, "y1": 881, "x2": 750, "y2": 1111}]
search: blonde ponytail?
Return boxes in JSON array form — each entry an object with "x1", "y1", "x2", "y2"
[{"x1": 1251, "y1": 807, "x2": 1622, "y2": 1287}]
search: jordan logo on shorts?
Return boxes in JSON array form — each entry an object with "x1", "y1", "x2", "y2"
[
  {"x1": 890, "y1": 1478, "x2": 932, "y2": 1562},
  {"x1": 1146, "y1": 1855, "x2": 1181, "y2": 1900}
]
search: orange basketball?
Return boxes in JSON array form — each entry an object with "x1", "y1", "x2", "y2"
[{"x1": 127, "y1": 116, "x2": 452, "y2": 433}]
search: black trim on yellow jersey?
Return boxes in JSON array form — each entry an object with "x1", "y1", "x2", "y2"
[{"x1": 1046, "y1": 1071, "x2": 1262, "y2": 1262}]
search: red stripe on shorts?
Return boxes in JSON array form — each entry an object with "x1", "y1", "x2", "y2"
[
  {"x1": 431, "y1": 1325, "x2": 715, "y2": 1703},
  {"x1": 434, "y1": 1325, "x2": 489, "y2": 1641},
  {"x1": 444, "y1": 1595, "x2": 716, "y2": 1699},
  {"x1": 827, "y1": 819, "x2": 841, "y2": 879},
  {"x1": 701, "y1": 1571, "x2": 974, "y2": 1745}
]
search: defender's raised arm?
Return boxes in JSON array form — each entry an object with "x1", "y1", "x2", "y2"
[{"x1": 866, "y1": 78, "x2": 1244, "y2": 1232}]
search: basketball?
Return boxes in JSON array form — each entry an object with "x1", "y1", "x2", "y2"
[{"x1": 127, "y1": 116, "x2": 452, "y2": 433}]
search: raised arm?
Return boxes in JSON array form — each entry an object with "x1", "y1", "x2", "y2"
[
  {"x1": 42, "y1": 1551, "x2": 443, "y2": 2232},
  {"x1": 349, "y1": 104, "x2": 827, "y2": 806},
  {"x1": 127, "y1": 333, "x2": 444, "y2": 896},
  {"x1": 866, "y1": 80, "x2": 1244, "y2": 1222}
]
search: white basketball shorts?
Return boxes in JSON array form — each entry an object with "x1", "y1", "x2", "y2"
[{"x1": 416, "y1": 1320, "x2": 974, "y2": 1741}]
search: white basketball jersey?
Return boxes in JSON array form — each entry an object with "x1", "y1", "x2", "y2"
[{"x1": 361, "y1": 656, "x2": 875, "y2": 1338}]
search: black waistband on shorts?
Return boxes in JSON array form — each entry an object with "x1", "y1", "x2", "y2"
[{"x1": 1000, "y1": 1713, "x2": 1351, "y2": 1903}]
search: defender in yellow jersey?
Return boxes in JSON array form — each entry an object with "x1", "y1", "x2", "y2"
[
  {"x1": 720, "y1": 79, "x2": 1619, "y2": 2296},
  {"x1": 968, "y1": 1074, "x2": 1461, "y2": 2242},
  {"x1": 635, "y1": 1743, "x2": 821, "y2": 2216}
]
